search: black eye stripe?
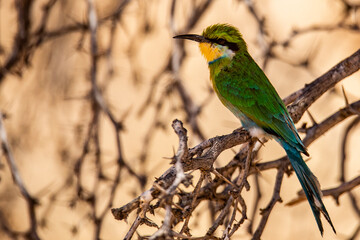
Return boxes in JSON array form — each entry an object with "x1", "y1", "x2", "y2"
[{"x1": 209, "y1": 38, "x2": 239, "y2": 52}]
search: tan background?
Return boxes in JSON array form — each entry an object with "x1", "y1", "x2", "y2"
[{"x1": 0, "y1": 0, "x2": 359, "y2": 239}]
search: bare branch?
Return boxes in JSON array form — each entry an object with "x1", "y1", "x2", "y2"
[
  {"x1": 252, "y1": 167, "x2": 285, "y2": 240},
  {"x1": 288, "y1": 49, "x2": 360, "y2": 122}
]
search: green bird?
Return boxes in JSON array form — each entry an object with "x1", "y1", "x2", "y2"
[{"x1": 174, "y1": 24, "x2": 336, "y2": 235}]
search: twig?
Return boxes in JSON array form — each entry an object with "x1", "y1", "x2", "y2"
[
  {"x1": 180, "y1": 172, "x2": 205, "y2": 236},
  {"x1": 124, "y1": 192, "x2": 151, "y2": 240},
  {"x1": 252, "y1": 167, "x2": 285, "y2": 240},
  {"x1": 247, "y1": 173, "x2": 262, "y2": 234}
]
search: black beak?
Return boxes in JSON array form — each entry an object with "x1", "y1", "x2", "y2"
[{"x1": 173, "y1": 34, "x2": 210, "y2": 43}]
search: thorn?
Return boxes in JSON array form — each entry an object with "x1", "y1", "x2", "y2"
[
  {"x1": 300, "y1": 59, "x2": 309, "y2": 68},
  {"x1": 341, "y1": 85, "x2": 350, "y2": 107},
  {"x1": 307, "y1": 110, "x2": 317, "y2": 125},
  {"x1": 211, "y1": 169, "x2": 237, "y2": 189},
  {"x1": 298, "y1": 122, "x2": 307, "y2": 133},
  {"x1": 342, "y1": 85, "x2": 360, "y2": 116},
  {"x1": 230, "y1": 148, "x2": 237, "y2": 154},
  {"x1": 251, "y1": 158, "x2": 263, "y2": 173},
  {"x1": 233, "y1": 126, "x2": 244, "y2": 133},
  {"x1": 303, "y1": 156, "x2": 312, "y2": 163},
  {"x1": 256, "y1": 138, "x2": 266, "y2": 147},
  {"x1": 282, "y1": 40, "x2": 290, "y2": 48},
  {"x1": 204, "y1": 171, "x2": 213, "y2": 183}
]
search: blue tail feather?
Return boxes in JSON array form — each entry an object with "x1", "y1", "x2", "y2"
[{"x1": 279, "y1": 139, "x2": 336, "y2": 235}]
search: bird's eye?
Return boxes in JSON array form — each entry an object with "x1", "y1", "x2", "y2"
[{"x1": 217, "y1": 39, "x2": 226, "y2": 45}]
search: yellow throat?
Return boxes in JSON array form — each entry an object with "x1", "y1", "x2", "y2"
[
  {"x1": 199, "y1": 42, "x2": 235, "y2": 64},
  {"x1": 199, "y1": 42, "x2": 224, "y2": 63}
]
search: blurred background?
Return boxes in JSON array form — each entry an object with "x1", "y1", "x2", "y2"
[{"x1": 0, "y1": 0, "x2": 359, "y2": 239}]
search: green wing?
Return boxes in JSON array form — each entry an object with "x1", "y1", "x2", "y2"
[{"x1": 214, "y1": 53, "x2": 307, "y2": 154}]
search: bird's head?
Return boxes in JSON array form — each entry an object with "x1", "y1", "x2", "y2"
[{"x1": 174, "y1": 24, "x2": 247, "y2": 64}]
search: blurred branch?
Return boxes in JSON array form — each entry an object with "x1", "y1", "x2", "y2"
[
  {"x1": 31, "y1": 0, "x2": 58, "y2": 48},
  {"x1": 340, "y1": 116, "x2": 360, "y2": 222},
  {"x1": 240, "y1": 0, "x2": 360, "y2": 70},
  {"x1": 0, "y1": 0, "x2": 132, "y2": 83},
  {"x1": 0, "y1": 0, "x2": 33, "y2": 82},
  {"x1": 37, "y1": 0, "x2": 131, "y2": 42},
  {"x1": 138, "y1": 0, "x2": 214, "y2": 144},
  {"x1": 340, "y1": 117, "x2": 360, "y2": 182},
  {"x1": 72, "y1": 1, "x2": 145, "y2": 239},
  {"x1": 0, "y1": 112, "x2": 40, "y2": 240}
]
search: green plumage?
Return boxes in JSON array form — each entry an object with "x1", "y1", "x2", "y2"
[
  {"x1": 174, "y1": 23, "x2": 335, "y2": 235},
  {"x1": 213, "y1": 51, "x2": 307, "y2": 154}
]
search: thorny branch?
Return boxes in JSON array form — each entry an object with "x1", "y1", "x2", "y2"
[{"x1": 113, "y1": 48, "x2": 360, "y2": 239}]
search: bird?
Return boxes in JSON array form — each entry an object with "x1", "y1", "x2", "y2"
[{"x1": 174, "y1": 23, "x2": 336, "y2": 235}]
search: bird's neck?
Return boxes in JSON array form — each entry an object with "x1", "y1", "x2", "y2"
[{"x1": 208, "y1": 57, "x2": 230, "y2": 79}]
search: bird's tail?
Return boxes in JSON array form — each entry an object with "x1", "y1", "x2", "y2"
[{"x1": 279, "y1": 140, "x2": 336, "y2": 236}]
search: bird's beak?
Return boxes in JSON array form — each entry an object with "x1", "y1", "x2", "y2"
[{"x1": 173, "y1": 34, "x2": 210, "y2": 43}]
